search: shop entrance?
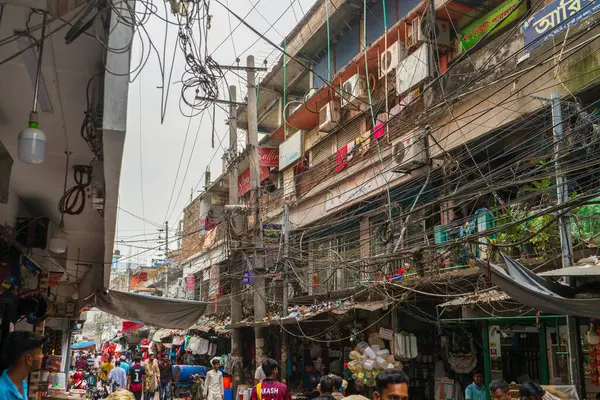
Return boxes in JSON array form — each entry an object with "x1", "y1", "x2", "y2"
[{"x1": 498, "y1": 327, "x2": 541, "y2": 383}]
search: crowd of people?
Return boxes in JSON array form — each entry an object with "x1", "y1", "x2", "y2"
[{"x1": 71, "y1": 349, "x2": 172, "y2": 400}]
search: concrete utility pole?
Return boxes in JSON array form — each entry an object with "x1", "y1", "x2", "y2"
[
  {"x1": 281, "y1": 201, "x2": 290, "y2": 382},
  {"x1": 228, "y1": 84, "x2": 244, "y2": 387},
  {"x1": 165, "y1": 220, "x2": 169, "y2": 298},
  {"x1": 247, "y1": 55, "x2": 267, "y2": 368},
  {"x1": 551, "y1": 92, "x2": 584, "y2": 396}
]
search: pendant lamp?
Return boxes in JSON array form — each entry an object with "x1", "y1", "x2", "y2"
[
  {"x1": 18, "y1": 12, "x2": 48, "y2": 164},
  {"x1": 49, "y1": 151, "x2": 70, "y2": 254}
]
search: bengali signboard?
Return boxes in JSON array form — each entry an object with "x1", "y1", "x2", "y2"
[
  {"x1": 460, "y1": 0, "x2": 527, "y2": 51},
  {"x1": 259, "y1": 148, "x2": 279, "y2": 167},
  {"x1": 263, "y1": 224, "x2": 282, "y2": 248},
  {"x1": 238, "y1": 167, "x2": 270, "y2": 196},
  {"x1": 523, "y1": 0, "x2": 600, "y2": 51},
  {"x1": 211, "y1": 192, "x2": 227, "y2": 206}
]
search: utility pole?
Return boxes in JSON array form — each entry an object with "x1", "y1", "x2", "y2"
[
  {"x1": 247, "y1": 55, "x2": 267, "y2": 368},
  {"x1": 281, "y1": 201, "x2": 290, "y2": 382},
  {"x1": 165, "y1": 220, "x2": 169, "y2": 298},
  {"x1": 551, "y1": 92, "x2": 584, "y2": 396},
  {"x1": 228, "y1": 84, "x2": 244, "y2": 388}
]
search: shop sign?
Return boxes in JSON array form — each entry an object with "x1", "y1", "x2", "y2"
[
  {"x1": 238, "y1": 167, "x2": 270, "y2": 196},
  {"x1": 279, "y1": 130, "x2": 303, "y2": 170},
  {"x1": 325, "y1": 166, "x2": 397, "y2": 211},
  {"x1": 202, "y1": 227, "x2": 217, "y2": 250},
  {"x1": 48, "y1": 272, "x2": 64, "y2": 287},
  {"x1": 211, "y1": 192, "x2": 227, "y2": 206},
  {"x1": 259, "y1": 148, "x2": 279, "y2": 167},
  {"x1": 488, "y1": 325, "x2": 501, "y2": 358},
  {"x1": 378, "y1": 327, "x2": 394, "y2": 341},
  {"x1": 263, "y1": 224, "x2": 282, "y2": 248},
  {"x1": 208, "y1": 265, "x2": 220, "y2": 297},
  {"x1": 460, "y1": 0, "x2": 527, "y2": 51},
  {"x1": 185, "y1": 274, "x2": 195, "y2": 291},
  {"x1": 523, "y1": 0, "x2": 600, "y2": 52}
]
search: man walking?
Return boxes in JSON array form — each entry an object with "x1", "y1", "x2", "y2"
[
  {"x1": 158, "y1": 353, "x2": 173, "y2": 400},
  {"x1": 489, "y1": 379, "x2": 510, "y2": 400},
  {"x1": 314, "y1": 376, "x2": 336, "y2": 400},
  {"x1": 0, "y1": 331, "x2": 44, "y2": 400},
  {"x1": 465, "y1": 371, "x2": 486, "y2": 400},
  {"x1": 250, "y1": 359, "x2": 290, "y2": 400},
  {"x1": 204, "y1": 358, "x2": 224, "y2": 400},
  {"x1": 373, "y1": 368, "x2": 409, "y2": 400},
  {"x1": 144, "y1": 352, "x2": 160, "y2": 400},
  {"x1": 128, "y1": 356, "x2": 145, "y2": 400},
  {"x1": 108, "y1": 360, "x2": 127, "y2": 390}
]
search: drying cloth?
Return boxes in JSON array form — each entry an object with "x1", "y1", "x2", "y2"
[
  {"x1": 200, "y1": 339, "x2": 210, "y2": 355},
  {"x1": 373, "y1": 122, "x2": 385, "y2": 141},
  {"x1": 188, "y1": 337, "x2": 202, "y2": 355},
  {"x1": 336, "y1": 146, "x2": 348, "y2": 172},
  {"x1": 86, "y1": 289, "x2": 207, "y2": 329},
  {"x1": 347, "y1": 141, "x2": 355, "y2": 162}
]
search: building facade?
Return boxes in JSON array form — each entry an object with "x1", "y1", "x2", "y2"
[{"x1": 174, "y1": 0, "x2": 600, "y2": 397}]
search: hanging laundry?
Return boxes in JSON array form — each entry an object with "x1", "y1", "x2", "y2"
[
  {"x1": 347, "y1": 141, "x2": 355, "y2": 162},
  {"x1": 373, "y1": 122, "x2": 385, "y2": 141},
  {"x1": 200, "y1": 338, "x2": 210, "y2": 355},
  {"x1": 336, "y1": 145, "x2": 348, "y2": 172},
  {"x1": 356, "y1": 131, "x2": 371, "y2": 156}
]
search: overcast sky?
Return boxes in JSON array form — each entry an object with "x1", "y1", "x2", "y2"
[{"x1": 115, "y1": 0, "x2": 315, "y2": 264}]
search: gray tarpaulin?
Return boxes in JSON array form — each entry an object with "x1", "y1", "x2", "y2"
[
  {"x1": 475, "y1": 255, "x2": 600, "y2": 318},
  {"x1": 87, "y1": 290, "x2": 208, "y2": 329}
]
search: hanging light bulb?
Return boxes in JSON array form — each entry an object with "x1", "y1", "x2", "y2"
[
  {"x1": 18, "y1": 12, "x2": 48, "y2": 164},
  {"x1": 49, "y1": 220, "x2": 67, "y2": 253},
  {"x1": 18, "y1": 112, "x2": 46, "y2": 164}
]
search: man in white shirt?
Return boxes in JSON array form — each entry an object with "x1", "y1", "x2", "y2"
[
  {"x1": 204, "y1": 358, "x2": 224, "y2": 400},
  {"x1": 255, "y1": 357, "x2": 266, "y2": 384}
]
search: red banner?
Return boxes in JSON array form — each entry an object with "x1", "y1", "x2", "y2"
[
  {"x1": 259, "y1": 148, "x2": 279, "y2": 167},
  {"x1": 186, "y1": 274, "x2": 195, "y2": 291},
  {"x1": 121, "y1": 321, "x2": 144, "y2": 333},
  {"x1": 238, "y1": 167, "x2": 270, "y2": 196}
]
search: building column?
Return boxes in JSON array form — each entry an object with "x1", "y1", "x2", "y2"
[
  {"x1": 482, "y1": 321, "x2": 491, "y2": 400},
  {"x1": 539, "y1": 321, "x2": 549, "y2": 385}
]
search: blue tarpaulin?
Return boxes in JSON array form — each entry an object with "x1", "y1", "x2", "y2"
[{"x1": 71, "y1": 341, "x2": 96, "y2": 350}]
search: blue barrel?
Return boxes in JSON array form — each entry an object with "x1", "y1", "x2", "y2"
[
  {"x1": 172, "y1": 365, "x2": 207, "y2": 382},
  {"x1": 225, "y1": 388, "x2": 233, "y2": 400}
]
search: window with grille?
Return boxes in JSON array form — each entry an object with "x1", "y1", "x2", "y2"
[{"x1": 312, "y1": 230, "x2": 361, "y2": 293}]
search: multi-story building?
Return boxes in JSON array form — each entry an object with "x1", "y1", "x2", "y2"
[{"x1": 176, "y1": 0, "x2": 600, "y2": 396}]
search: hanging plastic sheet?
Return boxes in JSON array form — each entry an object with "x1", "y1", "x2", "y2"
[
  {"x1": 474, "y1": 255, "x2": 599, "y2": 318},
  {"x1": 86, "y1": 289, "x2": 207, "y2": 329}
]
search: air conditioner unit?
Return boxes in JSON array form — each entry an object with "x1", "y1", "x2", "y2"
[
  {"x1": 379, "y1": 41, "x2": 403, "y2": 79},
  {"x1": 406, "y1": 15, "x2": 451, "y2": 48},
  {"x1": 396, "y1": 43, "x2": 431, "y2": 97},
  {"x1": 391, "y1": 128, "x2": 428, "y2": 172},
  {"x1": 319, "y1": 101, "x2": 341, "y2": 132},
  {"x1": 340, "y1": 74, "x2": 367, "y2": 108}
]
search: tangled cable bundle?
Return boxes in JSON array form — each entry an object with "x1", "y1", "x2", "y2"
[{"x1": 59, "y1": 165, "x2": 92, "y2": 216}]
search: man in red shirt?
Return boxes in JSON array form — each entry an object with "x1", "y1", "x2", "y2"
[{"x1": 250, "y1": 359, "x2": 290, "y2": 400}]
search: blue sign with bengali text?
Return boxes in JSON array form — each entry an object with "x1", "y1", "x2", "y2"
[{"x1": 523, "y1": 0, "x2": 600, "y2": 51}]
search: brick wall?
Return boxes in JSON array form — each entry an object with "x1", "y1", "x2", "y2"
[{"x1": 181, "y1": 196, "x2": 204, "y2": 260}]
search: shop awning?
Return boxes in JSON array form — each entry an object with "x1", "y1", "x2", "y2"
[
  {"x1": 539, "y1": 264, "x2": 600, "y2": 277},
  {"x1": 72, "y1": 340, "x2": 96, "y2": 350},
  {"x1": 120, "y1": 321, "x2": 144, "y2": 333},
  {"x1": 86, "y1": 289, "x2": 208, "y2": 329},
  {"x1": 152, "y1": 328, "x2": 179, "y2": 342},
  {"x1": 475, "y1": 255, "x2": 600, "y2": 318}
]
